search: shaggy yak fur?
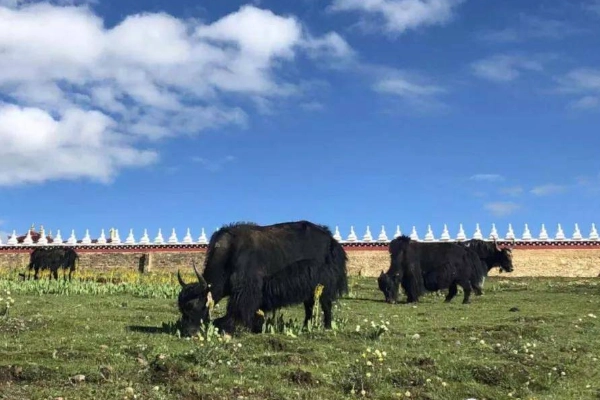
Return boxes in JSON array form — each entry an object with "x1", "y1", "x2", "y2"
[
  {"x1": 377, "y1": 235, "x2": 483, "y2": 305},
  {"x1": 27, "y1": 247, "x2": 79, "y2": 281},
  {"x1": 176, "y1": 220, "x2": 349, "y2": 336},
  {"x1": 457, "y1": 239, "x2": 515, "y2": 294}
]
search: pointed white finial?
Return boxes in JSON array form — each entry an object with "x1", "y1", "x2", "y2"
[
  {"x1": 37, "y1": 226, "x2": 48, "y2": 245},
  {"x1": 97, "y1": 229, "x2": 106, "y2": 244},
  {"x1": 154, "y1": 228, "x2": 165, "y2": 244},
  {"x1": 410, "y1": 226, "x2": 419, "y2": 241},
  {"x1": 139, "y1": 229, "x2": 150, "y2": 244},
  {"x1": 572, "y1": 223, "x2": 582, "y2": 240},
  {"x1": 81, "y1": 229, "x2": 92, "y2": 245},
  {"x1": 489, "y1": 223, "x2": 499, "y2": 240},
  {"x1": 589, "y1": 223, "x2": 599, "y2": 241},
  {"x1": 167, "y1": 228, "x2": 178, "y2": 244},
  {"x1": 23, "y1": 229, "x2": 33, "y2": 245},
  {"x1": 183, "y1": 228, "x2": 193, "y2": 244},
  {"x1": 125, "y1": 229, "x2": 136, "y2": 245},
  {"x1": 505, "y1": 224, "x2": 515, "y2": 240},
  {"x1": 54, "y1": 229, "x2": 64, "y2": 245},
  {"x1": 538, "y1": 224, "x2": 548, "y2": 240},
  {"x1": 111, "y1": 229, "x2": 121, "y2": 244},
  {"x1": 362, "y1": 226, "x2": 373, "y2": 242},
  {"x1": 456, "y1": 224, "x2": 466, "y2": 241},
  {"x1": 377, "y1": 225, "x2": 388, "y2": 242},
  {"x1": 440, "y1": 224, "x2": 450, "y2": 241},
  {"x1": 347, "y1": 226, "x2": 357, "y2": 242},
  {"x1": 7, "y1": 230, "x2": 18, "y2": 246},
  {"x1": 555, "y1": 224, "x2": 565, "y2": 240},
  {"x1": 394, "y1": 225, "x2": 402, "y2": 239},
  {"x1": 66, "y1": 230, "x2": 77, "y2": 245},
  {"x1": 521, "y1": 224, "x2": 532, "y2": 240},
  {"x1": 423, "y1": 225, "x2": 434, "y2": 241},
  {"x1": 473, "y1": 223, "x2": 483, "y2": 240},
  {"x1": 198, "y1": 228, "x2": 208, "y2": 244},
  {"x1": 333, "y1": 226, "x2": 342, "y2": 241}
]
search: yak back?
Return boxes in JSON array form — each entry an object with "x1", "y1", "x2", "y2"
[{"x1": 203, "y1": 220, "x2": 347, "y2": 303}]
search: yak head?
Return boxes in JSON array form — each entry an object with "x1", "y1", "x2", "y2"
[
  {"x1": 176, "y1": 261, "x2": 212, "y2": 337},
  {"x1": 377, "y1": 270, "x2": 401, "y2": 304},
  {"x1": 493, "y1": 239, "x2": 514, "y2": 273}
]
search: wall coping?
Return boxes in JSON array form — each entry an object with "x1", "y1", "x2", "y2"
[{"x1": 2, "y1": 240, "x2": 600, "y2": 253}]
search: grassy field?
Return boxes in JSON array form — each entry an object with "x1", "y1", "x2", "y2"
[{"x1": 1, "y1": 270, "x2": 599, "y2": 400}]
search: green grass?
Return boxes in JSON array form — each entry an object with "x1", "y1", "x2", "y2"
[{"x1": 1, "y1": 276, "x2": 600, "y2": 399}]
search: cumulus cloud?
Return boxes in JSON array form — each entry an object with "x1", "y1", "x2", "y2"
[
  {"x1": 370, "y1": 67, "x2": 448, "y2": 112},
  {"x1": 0, "y1": 2, "x2": 351, "y2": 186},
  {"x1": 191, "y1": 155, "x2": 237, "y2": 172},
  {"x1": 500, "y1": 186, "x2": 524, "y2": 197},
  {"x1": 530, "y1": 184, "x2": 566, "y2": 196},
  {"x1": 478, "y1": 14, "x2": 584, "y2": 43},
  {"x1": 328, "y1": 0, "x2": 465, "y2": 36},
  {"x1": 556, "y1": 68, "x2": 600, "y2": 111},
  {"x1": 484, "y1": 201, "x2": 520, "y2": 217},
  {"x1": 469, "y1": 174, "x2": 504, "y2": 182},
  {"x1": 471, "y1": 54, "x2": 545, "y2": 82}
]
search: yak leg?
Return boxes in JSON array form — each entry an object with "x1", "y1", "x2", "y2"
[
  {"x1": 404, "y1": 276, "x2": 420, "y2": 303},
  {"x1": 460, "y1": 279, "x2": 473, "y2": 304},
  {"x1": 319, "y1": 297, "x2": 333, "y2": 329},
  {"x1": 445, "y1": 283, "x2": 458, "y2": 303},
  {"x1": 473, "y1": 285, "x2": 483, "y2": 296},
  {"x1": 213, "y1": 315, "x2": 236, "y2": 335},
  {"x1": 303, "y1": 299, "x2": 315, "y2": 328},
  {"x1": 225, "y1": 273, "x2": 264, "y2": 334},
  {"x1": 52, "y1": 268, "x2": 59, "y2": 281}
]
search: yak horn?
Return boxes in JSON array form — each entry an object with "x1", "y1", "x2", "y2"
[
  {"x1": 177, "y1": 270, "x2": 186, "y2": 287},
  {"x1": 192, "y1": 260, "x2": 207, "y2": 287}
]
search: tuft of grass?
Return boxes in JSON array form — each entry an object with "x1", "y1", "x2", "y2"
[{"x1": 0, "y1": 275, "x2": 599, "y2": 399}]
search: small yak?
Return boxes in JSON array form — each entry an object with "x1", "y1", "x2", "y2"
[
  {"x1": 27, "y1": 247, "x2": 79, "y2": 281},
  {"x1": 176, "y1": 220, "x2": 349, "y2": 336},
  {"x1": 377, "y1": 235, "x2": 483, "y2": 305}
]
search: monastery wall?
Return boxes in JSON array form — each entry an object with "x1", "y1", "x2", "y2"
[{"x1": 1, "y1": 246, "x2": 599, "y2": 278}]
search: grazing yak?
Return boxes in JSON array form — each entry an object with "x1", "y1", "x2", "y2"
[
  {"x1": 27, "y1": 247, "x2": 79, "y2": 281},
  {"x1": 176, "y1": 221, "x2": 349, "y2": 336},
  {"x1": 458, "y1": 239, "x2": 515, "y2": 294},
  {"x1": 377, "y1": 235, "x2": 483, "y2": 305}
]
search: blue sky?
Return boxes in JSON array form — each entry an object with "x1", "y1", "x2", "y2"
[{"x1": 1, "y1": 0, "x2": 600, "y2": 242}]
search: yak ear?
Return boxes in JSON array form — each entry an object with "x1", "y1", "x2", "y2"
[
  {"x1": 192, "y1": 260, "x2": 207, "y2": 287},
  {"x1": 177, "y1": 270, "x2": 186, "y2": 287}
]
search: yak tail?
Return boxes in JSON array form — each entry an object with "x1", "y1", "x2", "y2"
[{"x1": 327, "y1": 237, "x2": 349, "y2": 297}]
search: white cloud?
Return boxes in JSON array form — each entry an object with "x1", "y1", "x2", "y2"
[
  {"x1": 371, "y1": 68, "x2": 447, "y2": 112},
  {"x1": 191, "y1": 155, "x2": 236, "y2": 172},
  {"x1": 484, "y1": 201, "x2": 520, "y2": 217},
  {"x1": 500, "y1": 186, "x2": 523, "y2": 197},
  {"x1": 471, "y1": 54, "x2": 545, "y2": 82},
  {"x1": 328, "y1": 0, "x2": 465, "y2": 36},
  {"x1": 569, "y1": 96, "x2": 600, "y2": 110},
  {"x1": 530, "y1": 184, "x2": 566, "y2": 196},
  {"x1": 583, "y1": 0, "x2": 600, "y2": 16},
  {"x1": 478, "y1": 15, "x2": 584, "y2": 43},
  {"x1": 0, "y1": 2, "x2": 351, "y2": 186},
  {"x1": 556, "y1": 68, "x2": 600, "y2": 111},
  {"x1": 469, "y1": 174, "x2": 504, "y2": 182},
  {"x1": 557, "y1": 68, "x2": 600, "y2": 93}
]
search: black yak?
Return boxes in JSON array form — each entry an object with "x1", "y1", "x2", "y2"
[
  {"x1": 458, "y1": 238, "x2": 515, "y2": 294},
  {"x1": 377, "y1": 235, "x2": 484, "y2": 304},
  {"x1": 176, "y1": 220, "x2": 349, "y2": 336},
  {"x1": 27, "y1": 247, "x2": 79, "y2": 281}
]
